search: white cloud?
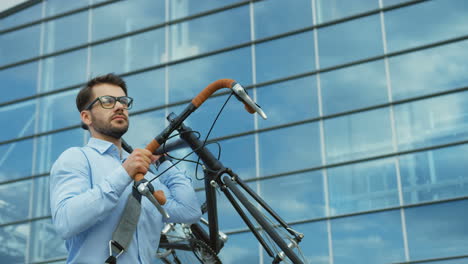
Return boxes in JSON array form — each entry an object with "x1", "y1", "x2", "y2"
[{"x1": 0, "y1": 0, "x2": 27, "y2": 12}]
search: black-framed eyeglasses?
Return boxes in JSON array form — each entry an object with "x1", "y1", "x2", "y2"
[{"x1": 85, "y1": 96, "x2": 134, "y2": 110}]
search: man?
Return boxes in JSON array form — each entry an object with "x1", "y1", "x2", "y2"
[{"x1": 50, "y1": 73, "x2": 201, "y2": 263}]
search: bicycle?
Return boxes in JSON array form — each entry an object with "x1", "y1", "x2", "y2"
[{"x1": 126, "y1": 79, "x2": 307, "y2": 264}]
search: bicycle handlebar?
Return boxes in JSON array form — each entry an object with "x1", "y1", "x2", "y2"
[{"x1": 137, "y1": 79, "x2": 267, "y2": 205}]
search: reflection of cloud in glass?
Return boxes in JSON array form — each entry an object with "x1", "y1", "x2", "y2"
[{"x1": 389, "y1": 40, "x2": 468, "y2": 100}]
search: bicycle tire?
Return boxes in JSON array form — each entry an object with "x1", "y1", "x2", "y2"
[{"x1": 190, "y1": 238, "x2": 222, "y2": 264}]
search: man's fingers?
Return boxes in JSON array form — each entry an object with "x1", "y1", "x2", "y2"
[{"x1": 151, "y1": 155, "x2": 161, "y2": 163}]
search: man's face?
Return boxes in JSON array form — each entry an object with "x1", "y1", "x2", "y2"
[{"x1": 86, "y1": 84, "x2": 130, "y2": 139}]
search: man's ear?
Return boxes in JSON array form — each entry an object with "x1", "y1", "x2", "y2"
[{"x1": 81, "y1": 110, "x2": 92, "y2": 128}]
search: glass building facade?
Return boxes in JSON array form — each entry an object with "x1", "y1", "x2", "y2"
[{"x1": 1, "y1": 0, "x2": 468, "y2": 263}]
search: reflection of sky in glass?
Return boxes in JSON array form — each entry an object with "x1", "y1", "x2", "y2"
[
  {"x1": 39, "y1": 89, "x2": 79, "y2": 132},
  {"x1": 315, "y1": 0, "x2": 379, "y2": 23},
  {"x1": 125, "y1": 69, "x2": 165, "y2": 112},
  {"x1": 254, "y1": 0, "x2": 313, "y2": 39},
  {"x1": 90, "y1": 28, "x2": 165, "y2": 76},
  {"x1": 257, "y1": 76, "x2": 319, "y2": 129},
  {"x1": 328, "y1": 158, "x2": 399, "y2": 216},
  {"x1": 168, "y1": 47, "x2": 252, "y2": 103},
  {"x1": 0, "y1": 25, "x2": 41, "y2": 66},
  {"x1": 400, "y1": 144, "x2": 468, "y2": 205},
  {"x1": 258, "y1": 122, "x2": 322, "y2": 177},
  {"x1": 318, "y1": 14, "x2": 383, "y2": 68},
  {"x1": 394, "y1": 91, "x2": 468, "y2": 151},
  {"x1": 292, "y1": 221, "x2": 329, "y2": 264},
  {"x1": 256, "y1": 32, "x2": 315, "y2": 83},
  {"x1": 0, "y1": 100, "x2": 36, "y2": 142},
  {"x1": 41, "y1": 49, "x2": 87, "y2": 92},
  {"x1": 259, "y1": 171, "x2": 326, "y2": 221},
  {"x1": 169, "y1": 0, "x2": 244, "y2": 20},
  {"x1": 0, "y1": 139, "x2": 33, "y2": 182},
  {"x1": 0, "y1": 222, "x2": 29, "y2": 263},
  {"x1": 44, "y1": 11, "x2": 88, "y2": 54},
  {"x1": 219, "y1": 231, "x2": 259, "y2": 264},
  {"x1": 169, "y1": 6, "x2": 250, "y2": 61},
  {"x1": 46, "y1": 0, "x2": 90, "y2": 16},
  {"x1": 125, "y1": 109, "x2": 167, "y2": 149},
  {"x1": 32, "y1": 176, "x2": 50, "y2": 219},
  {"x1": 331, "y1": 210, "x2": 405, "y2": 263},
  {"x1": 0, "y1": 62, "x2": 38, "y2": 103},
  {"x1": 389, "y1": 40, "x2": 468, "y2": 101},
  {"x1": 1, "y1": 2, "x2": 42, "y2": 30},
  {"x1": 324, "y1": 108, "x2": 393, "y2": 163},
  {"x1": 385, "y1": 0, "x2": 468, "y2": 52},
  {"x1": 405, "y1": 200, "x2": 468, "y2": 260},
  {"x1": 30, "y1": 218, "x2": 67, "y2": 262},
  {"x1": 321, "y1": 60, "x2": 388, "y2": 115},
  {"x1": 0, "y1": 180, "x2": 30, "y2": 224},
  {"x1": 92, "y1": 0, "x2": 164, "y2": 41}
]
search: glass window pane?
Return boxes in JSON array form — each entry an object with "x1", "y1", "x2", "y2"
[
  {"x1": 0, "y1": 62, "x2": 38, "y2": 103},
  {"x1": 44, "y1": 11, "x2": 88, "y2": 54},
  {"x1": 383, "y1": 0, "x2": 411, "y2": 6},
  {"x1": 0, "y1": 100, "x2": 36, "y2": 142},
  {"x1": 46, "y1": 0, "x2": 90, "y2": 16},
  {"x1": 254, "y1": 0, "x2": 313, "y2": 40},
  {"x1": 259, "y1": 171, "x2": 326, "y2": 221},
  {"x1": 400, "y1": 144, "x2": 468, "y2": 205},
  {"x1": 169, "y1": 6, "x2": 250, "y2": 60},
  {"x1": 0, "y1": 180, "x2": 31, "y2": 224},
  {"x1": 124, "y1": 109, "x2": 167, "y2": 149},
  {"x1": 422, "y1": 258, "x2": 468, "y2": 264},
  {"x1": 385, "y1": 0, "x2": 468, "y2": 52},
  {"x1": 126, "y1": 69, "x2": 165, "y2": 112},
  {"x1": 394, "y1": 92, "x2": 468, "y2": 151},
  {"x1": 32, "y1": 176, "x2": 49, "y2": 219},
  {"x1": 405, "y1": 200, "x2": 468, "y2": 260},
  {"x1": 256, "y1": 32, "x2": 315, "y2": 83},
  {"x1": 331, "y1": 210, "x2": 405, "y2": 264},
  {"x1": 291, "y1": 221, "x2": 329, "y2": 264},
  {"x1": 168, "y1": 48, "x2": 252, "y2": 103},
  {"x1": 92, "y1": 0, "x2": 164, "y2": 41},
  {"x1": 1, "y1": 3, "x2": 42, "y2": 30},
  {"x1": 219, "y1": 231, "x2": 260, "y2": 264},
  {"x1": 321, "y1": 60, "x2": 388, "y2": 115},
  {"x1": 389, "y1": 40, "x2": 468, "y2": 101},
  {"x1": 0, "y1": 139, "x2": 34, "y2": 182},
  {"x1": 90, "y1": 28, "x2": 165, "y2": 75},
  {"x1": 324, "y1": 108, "x2": 393, "y2": 163},
  {"x1": 0, "y1": 25, "x2": 41, "y2": 66},
  {"x1": 315, "y1": 0, "x2": 379, "y2": 23},
  {"x1": 328, "y1": 158, "x2": 399, "y2": 216},
  {"x1": 30, "y1": 218, "x2": 67, "y2": 262},
  {"x1": 258, "y1": 123, "x2": 322, "y2": 177},
  {"x1": 35, "y1": 129, "x2": 84, "y2": 174},
  {"x1": 0, "y1": 222, "x2": 29, "y2": 264},
  {"x1": 39, "y1": 89, "x2": 80, "y2": 132},
  {"x1": 318, "y1": 14, "x2": 383, "y2": 68},
  {"x1": 41, "y1": 48, "x2": 87, "y2": 92},
  {"x1": 169, "y1": 0, "x2": 244, "y2": 20},
  {"x1": 257, "y1": 76, "x2": 319, "y2": 129}
]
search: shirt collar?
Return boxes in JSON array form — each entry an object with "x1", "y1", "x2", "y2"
[{"x1": 87, "y1": 137, "x2": 129, "y2": 159}]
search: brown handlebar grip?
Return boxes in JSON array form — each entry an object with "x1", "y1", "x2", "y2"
[
  {"x1": 244, "y1": 104, "x2": 255, "y2": 114},
  {"x1": 192, "y1": 79, "x2": 235, "y2": 107},
  {"x1": 153, "y1": 190, "x2": 167, "y2": 205}
]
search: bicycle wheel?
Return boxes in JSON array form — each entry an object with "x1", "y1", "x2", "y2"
[{"x1": 190, "y1": 238, "x2": 222, "y2": 264}]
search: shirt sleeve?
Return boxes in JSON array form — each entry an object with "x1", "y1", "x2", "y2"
[
  {"x1": 49, "y1": 147, "x2": 132, "y2": 240},
  {"x1": 156, "y1": 161, "x2": 202, "y2": 224}
]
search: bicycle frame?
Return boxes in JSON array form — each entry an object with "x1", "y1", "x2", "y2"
[{"x1": 137, "y1": 79, "x2": 305, "y2": 263}]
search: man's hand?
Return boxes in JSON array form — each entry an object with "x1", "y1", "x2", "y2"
[{"x1": 122, "y1": 148, "x2": 160, "y2": 179}]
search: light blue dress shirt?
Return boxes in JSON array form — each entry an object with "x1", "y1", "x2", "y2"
[{"x1": 50, "y1": 138, "x2": 201, "y2": 264}]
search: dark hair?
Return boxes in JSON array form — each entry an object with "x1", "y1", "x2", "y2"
[{"x1": 76, "y1": 73, "x2": 128, "y2": 129}]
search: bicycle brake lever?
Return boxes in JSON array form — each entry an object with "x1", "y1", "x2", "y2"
[
  {"x1": 232, "y1": 83, "x2": 268, "y2": 120},
  {"x1": 137, "y1": 181, "x2": 170, "y2": 219}
]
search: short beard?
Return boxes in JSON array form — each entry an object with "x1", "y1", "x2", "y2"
[{"x1": 91, "y1": 114, "x2": 129, "y2": 139}]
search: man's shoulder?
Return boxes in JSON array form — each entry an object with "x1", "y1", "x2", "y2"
[{"x1": 51, "y1": 147, "x2": 88, "y2": 171}]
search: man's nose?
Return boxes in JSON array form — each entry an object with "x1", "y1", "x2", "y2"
[{"x1": 114, "y1": 100, "x2": 125, "y2": 110}]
